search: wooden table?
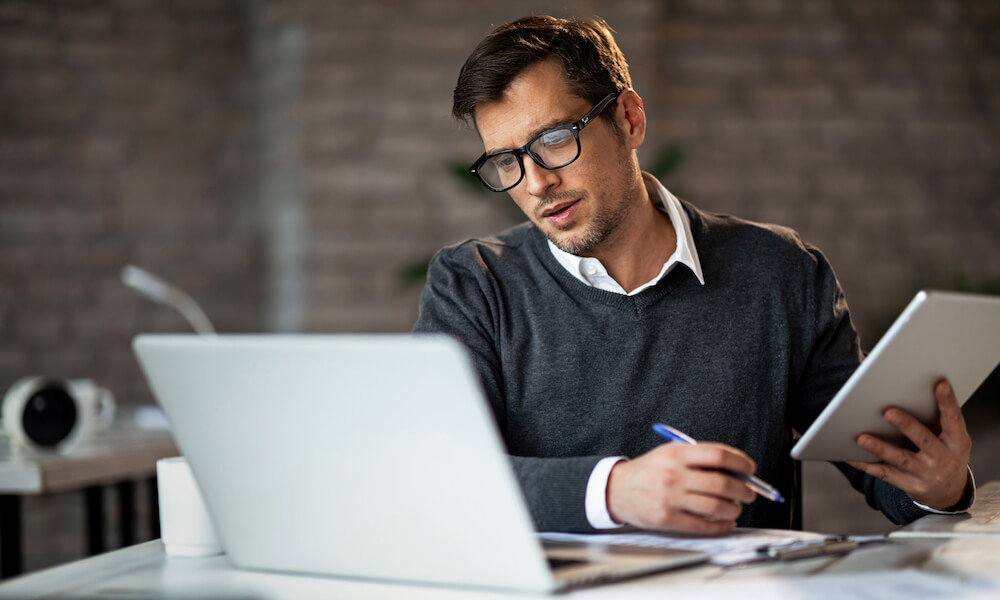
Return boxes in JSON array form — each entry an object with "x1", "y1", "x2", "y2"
[{"x1": 0, "y1": 427, "x2": 178, "y2": 578}]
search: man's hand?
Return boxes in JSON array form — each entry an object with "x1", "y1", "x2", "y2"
[
  {"x1": 848, "y1": 380, "x2": 972, "y2": 510},
  {"x1": 606, "y1": 442, "x2": 757, "y2": 534}
]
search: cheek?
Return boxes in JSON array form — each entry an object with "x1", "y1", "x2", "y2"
[{"x1": 508, "y1": 192, "x2": 535, "y2": 216}]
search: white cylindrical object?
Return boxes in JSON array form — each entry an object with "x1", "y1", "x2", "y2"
[{"x1": 156, "y1": 456, "x2": 224, "y2": 557}]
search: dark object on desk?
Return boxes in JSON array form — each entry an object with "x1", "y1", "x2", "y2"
[
  {"x1": 19, "y1": 382, "x2": 77, "y2": 447},
  {"x1": 760, "y1": 537, "x2": 859, "y2": 561},
  {"x1": 2, "y1": 377, "x2": 115, "y2": 454},
  {"x1": 753, "y1": 535, "x2": 888, "y2": 564}
]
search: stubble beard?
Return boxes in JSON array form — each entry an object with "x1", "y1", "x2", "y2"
[{"x1": 544, "y1": 154, "x2": 640, "y2": 256}]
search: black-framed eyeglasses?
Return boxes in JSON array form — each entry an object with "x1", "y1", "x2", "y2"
[{"x1": 469, "y1": 91, "x2": 620, "y2": 193}]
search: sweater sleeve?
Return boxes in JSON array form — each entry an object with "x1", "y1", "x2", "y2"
[
  {"x1": 790, "y1": 245, "x2": 934, "y2": 525},
  {"x1": 413, "y1": 245, "x2": 601, "y2": 532}
]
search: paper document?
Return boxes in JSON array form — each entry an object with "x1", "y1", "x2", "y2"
[
  {"x1": 540, "y1": 527, "x2": 827, "y2": 566},
  {"x1": 891, "y1": 480, "x2": 1000, "y2": 538}
]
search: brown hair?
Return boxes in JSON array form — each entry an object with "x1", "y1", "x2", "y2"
[{"x1": 452, "y1": 16, "x2": 632, "y2": 127}]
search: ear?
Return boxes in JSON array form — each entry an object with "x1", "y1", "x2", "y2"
[{"x1": 616, "y1": 89, "x2": 646, "y2": 150}]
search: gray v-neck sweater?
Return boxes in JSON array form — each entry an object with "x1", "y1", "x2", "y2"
[{"x1": 414, "y1": 199, "x2": 929, "y2": 531}]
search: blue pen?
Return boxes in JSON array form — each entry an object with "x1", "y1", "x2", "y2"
[{"x1": 652, "y1": 423, "x2": 785, "y2": 503}]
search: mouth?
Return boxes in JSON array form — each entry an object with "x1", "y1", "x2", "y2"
[
  {"x1": 541, "y1": 199, "x2": 579, "y2": 219},
  {"x1": 539, "y1": 198, "x2": 582, "y2": 230}
]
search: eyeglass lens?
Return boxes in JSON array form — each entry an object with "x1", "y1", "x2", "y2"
[{"x1": 478, "y1": 127, "x2": 580, "y2": 191}]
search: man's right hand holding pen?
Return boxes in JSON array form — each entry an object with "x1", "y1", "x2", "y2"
[{"x1": 605, "y1": 425, "x2": 766, "y2": 535}]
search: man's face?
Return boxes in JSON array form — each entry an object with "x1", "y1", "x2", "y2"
[{"x1": 473, "y1": 59, "x2": 640, "y2": 256}]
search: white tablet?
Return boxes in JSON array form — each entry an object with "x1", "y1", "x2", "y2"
[{"x1": 791, "y1": 290, "x2": 1000, "y2": 462}]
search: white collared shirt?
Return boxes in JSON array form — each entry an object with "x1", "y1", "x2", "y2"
[{"x1": 547, "y1": 173, "x2": 705, "y2": 293}]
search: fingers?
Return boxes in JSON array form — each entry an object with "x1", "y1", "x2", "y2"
[
  {"x1": 850, "y1": 378, "x2": 972, "y2": 510},
  {"x1": 854, "y1": 417, "x2": 954, "y2": 489},
  {"x1": 683, "y1": 485, "x2": 745, "y2": 521},
  {"x1": 878, "y1": 407, "x2": 944, "y2": 461},
  {"x1": 845, "y1": 458, "x2": 940, "y2": 508},
  {"x1": 606, "y1": 443, "x2": 759, "y2": 534},
  {"x1": 936, "y1": 380, "x2": 970, "y2": 443},
  {"x1": 860, "y1": 379, "x2": 970, "y2": 467},
  {"x1": 619, "y1": 471, "x2": 745, "y2": 534},
  {"x1": 654, "y1": 443, "x2": 758, "y2": 506},
  {"x1": 847, "y1": 452, "x2": 964, "y2": 508},
  {"x1": 846, "y1": 460, "x2": 888, "y2": 491},
  {"x1": 850, "y1": 433, "x2": 924, "y2": 495},
  {"x1": 681, "y1": 442, "x2": 757, "y2": 477},
  {"x1": 686, "y1": 467, "x2": 758, "y2": 505},
  {"x1": 641, "y1": 508, "x2": 737, "y2": 536},
  {"x1": 856, "y1": 432, "x2": 917, "y2": 471}
]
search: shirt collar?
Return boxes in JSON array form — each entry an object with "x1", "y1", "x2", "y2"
[{"x1": 547, "y1": 172, "x2": 705, "y2": 294}]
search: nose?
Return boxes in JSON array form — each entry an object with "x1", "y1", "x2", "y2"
[{"x1": 522, "y1": 157, "x2": 560, "y2": 198}]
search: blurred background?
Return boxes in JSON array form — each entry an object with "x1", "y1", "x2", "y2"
[{"x1": 1, "y1": 0, "x2": 998, "y2": 573}]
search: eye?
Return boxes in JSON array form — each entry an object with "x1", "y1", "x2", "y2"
[
  {"x1": 490, "y1": 153, "x2": 519, "y2": 172},
  {"x1": 537, "y1": 128, "x2": 574, "y2": 149}
]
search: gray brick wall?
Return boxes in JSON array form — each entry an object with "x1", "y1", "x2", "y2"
[
  {"x1": 1, "y1": 0, "x2": 997, "y2": 574},
  {"x1": 0, "y1": 0, "x2": 259, "y2": 573},
  {"x1": 270, "y1": 0, "x2": 1000, "y2": 345},
  {"x1": 649, "y1": 0, "x2": 1000, "y2": 343},
  {"x1": 0, "y1": 0, "x2": 261, "y2": 407}
]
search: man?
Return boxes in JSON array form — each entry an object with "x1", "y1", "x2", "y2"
[{"x1": 414, "y1": 15, "x2": 974, "y2": 534}]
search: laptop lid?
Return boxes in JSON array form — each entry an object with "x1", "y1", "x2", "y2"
[{"x1": 133, "y1": 334, "x2": 704, "y2": 593}]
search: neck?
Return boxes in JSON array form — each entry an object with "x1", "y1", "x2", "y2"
[{"x1": 578, "y1": 178, "x2": 677, "y2": 293}]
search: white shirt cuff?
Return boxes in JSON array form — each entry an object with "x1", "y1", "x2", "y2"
[
  {"x1": 585, "y1": 456, "x2": 628, "y2": 529},
  {"x1": 913, "y1": 466, "x2": 976, "y2": 514}
]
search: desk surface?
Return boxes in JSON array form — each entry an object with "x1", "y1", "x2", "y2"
[
  {"x1": 3, "y1": 482, "x2": 1000, "y2": 599},
  {"x1": 0, "y1": 428, "x2": 178, "y2": 494},
  {"x1": 0, "y1": 535, "x2": 998, "y2": 600}
]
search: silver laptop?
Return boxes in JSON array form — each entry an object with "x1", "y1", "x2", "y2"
[{"x1": 133, "y1": 334, "x2": 706, "y2": 593}]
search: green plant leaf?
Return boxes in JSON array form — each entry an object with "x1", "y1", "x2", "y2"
[
  {"x1": 648, "y1": 145, "x2": 685, "y2": 180},
  {"x1": 398, "y1": 258, "x2": 430, "y2": 288},
  {"x1": 449, "y1": 161, "x2": 490, "y2": 195}
]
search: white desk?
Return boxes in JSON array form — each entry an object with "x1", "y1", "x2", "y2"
[
  {"x1": 0, "y1": 427, "x2": 178, "y2": 578},
  {"x1": 0, "y1": 535, "x2": 998, "y2": 600},
  {"x1": 3, "y1": 481, "x2": 999, "y2": 599}
]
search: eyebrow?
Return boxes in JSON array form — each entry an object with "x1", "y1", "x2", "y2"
[{"x1": 485, "y1": 114, "x2": 577, "y2": 156}]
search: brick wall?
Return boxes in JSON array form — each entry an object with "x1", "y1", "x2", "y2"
[
  {"x1": 281, "y1": 0, "x2": 1000, "y2": 343},
  {"x1": 0, "y1": 0, "x2": 261, "y2": 407},
  {"x1": 649, "y1": 0, "x2": 1000, "y2": 344},
  {"x1": 5, "y1": 0, "x2": 995, "y2": 411},
  {"x1": 1, "y1": 0, "x2": 997, "y2": 573},
  {"x1": 289, "y1": 0, "x2": 685, "y2": 333},
  {"x1": 0, "y1": 0, "x2": 258, "y2": 573}
]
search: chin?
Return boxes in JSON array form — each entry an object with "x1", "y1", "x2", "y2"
[{"x1": 548, "y1": 231, "x2": 598, "y2": 255}]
